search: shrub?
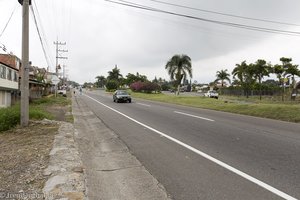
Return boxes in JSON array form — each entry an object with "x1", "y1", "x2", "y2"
[
  {"x1": 0, "y1": 104, "x2": 54, "y2": 132},
  {"x1": 31, "y1": 95, "x2": 70, "y2": 106},
  {"x1": 0, "y1": 105, "x2": 20, "y2": 132},
  {"x1": 130, "y1": 81, "x2": 161, "y2": 93},
  {"x1": 105, "y1": 80, "x2": 118, "y2": 91}
]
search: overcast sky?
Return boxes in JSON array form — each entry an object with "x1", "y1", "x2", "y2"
[{"x1": 1, "y1": 0, "x2": 300, "y2": 84}]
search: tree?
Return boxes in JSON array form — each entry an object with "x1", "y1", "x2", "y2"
[
  {"x1": 274, "y1": 57, "x2": 299, "y2": 101},
  {"x1": 232, "y1": 61, "x2": 255, "y2": 98},
  {"x1": 232, "y1": 61, "x2": 247, "y2": 84},
  {"x1": 252, "y1": 59, "x2": 271, "y2": 100},
  {"x1": 107, "y1": 65, "x2": 123, "y2": 87},
  {"x1": 105, "y1": 80, "x2": 118, "y2": 91},
  {"x1": 215, "y1": 69, "x2": 231, "y2": 87},
  {"x1": 165, "y1": 54, "x2": 192, "y2": 95},
  {"x1": 107, "y1": 65, "x2": 123, "y2": 81},
  {"x1": 125, "y1": 72, "x2": 148, "y2": 86},
  {"x1": 95, "y1": 75, "x2": 106, "y2": 88},
  {"x1": 284, "y1": 62, "x2": 300, "y2": 100}
]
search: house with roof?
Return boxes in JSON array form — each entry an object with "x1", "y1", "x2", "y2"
[{"x1": 0, "y1": 54, "x2": 19, "y2": 107}]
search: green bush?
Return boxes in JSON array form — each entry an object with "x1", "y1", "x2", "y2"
[
  {"x1": 105, "y1": 80, "x2": 118, "y2": 91},
  {"x1": 0, "y1": 105, "x2": 20, "y2": 132},
  {"x1": 0, "y1": 104, "x2": 54, "y2": 132}
]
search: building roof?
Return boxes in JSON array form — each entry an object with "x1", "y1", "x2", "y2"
[
  {"x1": 0, "y1": 61, "x2": 19, "y2": 71},
  {"x1": 0, "y1": 53, "x2": 21, "y2": 70}
]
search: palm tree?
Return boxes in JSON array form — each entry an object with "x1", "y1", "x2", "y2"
[
  {"x1": 107, "y1": 65, "x2": 123, "y2": 81},
  {"x1": 215, "y1": 69, "x2": 231, "y2": 87},
  {"x1": 232, "y1": 61, "x2": 247, "y2": 85},
  {"x1": 285, "y1": 65, "x2": 299, "y2": 85},
  {"x1": 95, "y1": 75, "x2": 106, "y2": 88},
  {"x1": 165, "y1": 54, "x2": 192, "y2": 95},
  {"x1": 232, "y1": 61, "x2": 255, "y2": 98},
  {"x1": 284, "y1": 63, "x2": 300, "y2": 100},
  {"x1": 275, "y1": 57, "x2": 298, "y2": 101},
  {"x1": 252, "y1": 59, "x2": 271, "y2": 100}
]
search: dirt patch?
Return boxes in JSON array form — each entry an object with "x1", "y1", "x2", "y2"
[{"x1": 0, "y1": 121, "x2": 59, "y2": 199}]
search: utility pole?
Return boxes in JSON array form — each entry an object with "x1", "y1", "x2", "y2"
[
  {"x1": 18, "y1": 0, "x2": 31, "y2": 127},
  {"x1": 53, "y1": 41, "x2": 68, "y2": 75}
]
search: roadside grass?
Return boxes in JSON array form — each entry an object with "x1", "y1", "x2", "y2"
[
  {"x1": 31, "y1": 94, "x2": 71, "y2": 106},
  {"x1": 131, "y1": 92, "x2": 300, "y2": 123},
  {"x1": 220, "y1": 95, "x2": 300, "y2": 104},
  {"x1": 0, "y1": 95, "x2": 72, "y2": 132}
]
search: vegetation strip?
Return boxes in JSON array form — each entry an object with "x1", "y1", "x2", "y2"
[
  {"x1": 0, "y1": 94, "x2": 71, "y2": 132},
  {"x1": 131, "y1": 92, "x2": 300, "y2": 123}
]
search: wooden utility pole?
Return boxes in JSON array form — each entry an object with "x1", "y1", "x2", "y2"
[{"x1": 18, "y1": 0, "x2": 31, "y2": 127}]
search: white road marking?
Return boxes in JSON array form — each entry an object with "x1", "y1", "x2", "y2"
[
  {"x1": 174, "y1": 111, "x2": 215, "y2": 122},
  {"x1": 84, "y1": 94, "x2": 297, "y2": 200},
  {"x1": 137, "y1": 103, "x2": 151, "y2": 107}
]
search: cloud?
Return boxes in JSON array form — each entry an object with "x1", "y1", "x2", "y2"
[{"x1": 1, "y1": 0, "x2": 300, "y2": 84}]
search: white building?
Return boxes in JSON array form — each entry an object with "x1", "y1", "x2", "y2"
[{"x1": 0, "y1": 62, "x2": 19, "y2": 107}]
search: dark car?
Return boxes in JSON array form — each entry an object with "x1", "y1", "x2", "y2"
[{"x1": 113, "y1": 90, "x2": 132, "y2": 103}]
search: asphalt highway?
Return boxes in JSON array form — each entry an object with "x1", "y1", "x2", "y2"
[{"x1": 79, "y1": 90, "x2": 300, "y2": 200}]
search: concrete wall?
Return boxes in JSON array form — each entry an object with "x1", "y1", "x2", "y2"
[{"x1": 0, "y1": 91, "x2": 11, "y2": 108}]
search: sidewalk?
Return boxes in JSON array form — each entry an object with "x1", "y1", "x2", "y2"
[{"x1": 72, "y1": 94, "x2": 170, "y2": 200}]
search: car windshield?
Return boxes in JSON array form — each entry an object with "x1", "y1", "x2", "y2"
[{"x1": 117, "y1": 91, "x2": 128, "y2": 95}]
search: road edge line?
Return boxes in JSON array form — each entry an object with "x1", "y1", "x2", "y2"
[{"x1": 84, "y1": 94, "x2": 297, "y2": 200}]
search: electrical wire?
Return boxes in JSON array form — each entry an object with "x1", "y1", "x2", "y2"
[
  {"x1": 147, "y1": 0, "x2": 300, "y2": 27},
  {"x1": 104, "y1": 0, "x2": 300, "y2": 36},
  {"x1": 0, "y1": 2, "x2": 18, "y2": 39},
  {"x1": 32, "y1": 0, "x2": 55, "y2": 69},
  {"x1": 30, "y1": 5, "x2": 52, "y2": 70}
]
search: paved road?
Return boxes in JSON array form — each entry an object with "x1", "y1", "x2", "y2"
[{"x1": 79, "y1": 90, "x2": 300, "y2": 200}]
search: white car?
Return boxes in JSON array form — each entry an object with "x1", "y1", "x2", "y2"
[
  {"x1": 57, "y1": 89, "x2": 67, "y2": 96},
  {"x1": 204, "y1": 90, "x2": 219, "y2": 99}
]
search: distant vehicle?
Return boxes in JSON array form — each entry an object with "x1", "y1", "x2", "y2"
[
  {"x1": 204, "y1": 90, "x2": 219, "y2": 99},
  {"x1": 58, "y1": 89, "x2": 67, "y2": 97},
  {"x1": 113, "y1": 90, "x2": 132, "y2": 103}
]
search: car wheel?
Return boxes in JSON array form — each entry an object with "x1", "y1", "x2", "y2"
[
  {"x1": 128, "y1": 99, "x2": 131, "y2": 103},
  {"x1": 113, "y1": 99, "x2": 115, "y2": 102}
]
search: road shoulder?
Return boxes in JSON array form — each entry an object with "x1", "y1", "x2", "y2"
[{"x1": 72, "y1": 95, "x2": 171, "y2": 200}]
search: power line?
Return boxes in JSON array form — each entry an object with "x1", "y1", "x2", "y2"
[
  {"x1": 104, "y1": 0, "x2": 300, "y2": 36},
  {"x1": 32, "y1": 0, "x2": 55, "y2": 69},
  {"x1": 30, "y1": 5, "x2": 52, "y2": 70},
  {"x1": 0, "y1": 3, "x2": 18, "y2": 38},
  {"x1": 147, "y1": 0, "x2": 300, "y2": 27}
]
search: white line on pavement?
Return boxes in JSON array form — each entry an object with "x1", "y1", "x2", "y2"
[
  {"x1": 137, "y1": 103, "x2": 151, "y2": 107},
  {"x1": 174, "y1": 111, "x2": 215, "y2": 122},
  {"x1": 83, "y1": 94, "x2": 297, "y2": 200}
]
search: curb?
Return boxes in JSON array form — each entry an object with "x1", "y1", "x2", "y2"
[{"x1": 43, "y1": 121, "x2": 86, "y2": 200}]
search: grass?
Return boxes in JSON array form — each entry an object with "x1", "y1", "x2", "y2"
[
  {"x1": 31, "y1": 94, "x2": 71, "y2": 106},
  {"x1": 0, "y1": 94, "x2": 72, "y2": 132},
  {"x1": 131, "y1": 92, "x2": 300, "y2": 123}
]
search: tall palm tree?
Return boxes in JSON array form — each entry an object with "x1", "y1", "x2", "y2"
[
  {"x1": 275, "y1": 57, "x2": 298, "y2": 101},
  {"x1": 232, "y1": 61, "x2": 255, "y2": 98},
  {"x1": 284, "y1": 63, "x2": 300, "y2": 100},
  {"x1": 284, "y1": 63, "x2": 299, "y2": 88},
  {"x1": 95, "y1": 75, "x2": 106, "y2": 88},
  {"x1": 165, "y1": 54, "x2": 192, "y2": 95},
  {"x1": 108, "y1": 65, "x2": 122, "y2": 80},
  {"x1": 252, "y1": 59, "x2": 271, "y2": 100},
  {"x1": 215, "y1": 69, "x2": 231, "y2": 87},
  {"x1": 232, "y1": 61, "x2": 247, "y2": 85}
]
